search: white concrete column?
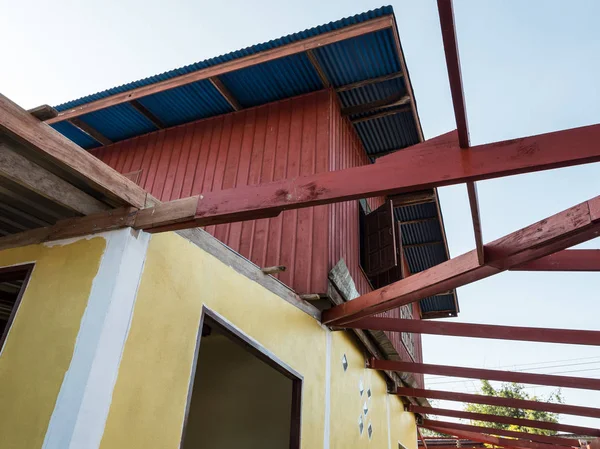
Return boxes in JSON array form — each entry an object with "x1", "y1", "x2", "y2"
[{"x1": 42, "y1": 228, "x2": 150, "y2": 449}]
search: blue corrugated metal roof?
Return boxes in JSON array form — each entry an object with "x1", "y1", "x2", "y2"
[{"x1": 50, "y1": 5, "x2": 456, "y2": 316}]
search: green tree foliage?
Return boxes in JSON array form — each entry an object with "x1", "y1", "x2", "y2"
[{"x1": 464, "y1": 380, "x2": 563, "y2": 436}]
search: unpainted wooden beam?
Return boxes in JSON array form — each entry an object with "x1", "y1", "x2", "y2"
[
  {"x1": 68, "y1": 118, "x2": 112, "y2": 146},
  {"x1": 351, "y1": 105, "x2": 412, "y2": 124},
  {"x1": 336, "y1": 71, "x2": 404, "y2": 92},
  {"x1": 0, "y1": 143, "x2": 110, "y2": 215},
  {"x1": 0, "y1": 93, "x2": 148, "y2": 208},
  {"x1": 306, "y1": 50, "x2": 330, "y2": 88},
  {"x1": 129, "y1": 100, "x2": 165, "y2": 129},
  {"x1": 342, "y1": 93, "x2": 410, "y2": 117},
  {"x1": 209, "y1": 77, "x2": 242, "y2": 111}
]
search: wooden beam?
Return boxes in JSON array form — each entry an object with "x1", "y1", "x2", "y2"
[
  {"x1": 0, "y1": 93, "x2": 148, "y2": 208},
  {"x1": 417, "y1": 427, "x2": 429, "y2": 449},
  {"x1": 45, "y1": 15, "x2": 394, "y2": 124},
  {"x1": 129, "y1": 100, "x2": 165, "y2": 129},
  {"x1": 410, "y1": 406, "x2": 600, "y2": 437},
  {"x1": 368, "y1": 358, "x2": 600, "y2": 391},
  {"x1": 28, "y1": 105, "x2": 58, "y2": 121},
  {"x1": 421, "y1": 420, "x2": 578, "y2": 449},
  {"x1": 67, "y1": 118, "x2": 112, "y2": 146},
  {"x1": 511, "y1": 250, "x2": 600, "y2": 271},
  {"x1": 437, "y1": 0, "x2": 469, "y2": 148},
  {"x1": 391, "y1": 190, "x2": 436, "y2": 207},
  {"x1": 306, "y1": 50, "x2": 330, "y2": 88},
  {"x1": 321, "y1": 195, "x2": 600, "y2": 325},
  {"x1": 342, "y1": 93, "x2": 410, "y2": 116},
  {"x1": 466, "y1": 182, "x2": 484, "y2": 264},
  {"x1": 351, "y1": 105, "x2": 412, "y2": 124},
  {"x1": 208, "y1": 76, "x2": 242, "y2": 111},
  {"x1": 403, "y1": 241, "x2": 444, "y2": 249},
  {"x1": 397, "y1": 387, "x2": 600, "y2": 419},
  {"x1": 336, "y1": 71, "x2": 404, "y2": 93},
  {"x1": 345, "y1": 317, "x2": 600, "y2": 346},
  {"x1": 185, "y1": 123, "x2": 600, "y2": 228},
  {"x1": 0, "y1": 143, "x2": 110, "y2": 215}
]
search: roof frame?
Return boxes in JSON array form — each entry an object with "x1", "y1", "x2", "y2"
[
  {"x1": 44, "y1": 15, "x2": 395, "y2": 125},
  {"x1": 368, "y1": 358, "x2": 600, "y2": 390},
  {"x1": 397, "y1": 387, "x2": 600, "y2": 419}
]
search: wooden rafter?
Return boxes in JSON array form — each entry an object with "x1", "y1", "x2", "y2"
[
  {"x1": 511, "y1": 249, "x2": 600, "y2": 271},
  {"x1": 368, "y1": 358, "x2": 600, "y2": 390},
  {"x1": 342, "y1": 93, "x2": 410, "y2": 116},
  {"x1": 421, "y1": 420, "x2": 578, "y2": 449},
  {"x1": 129, "y1": 100, "x2": 165, "y2": 129},
  {"x1": 321, "y1": 194, "x2": 600, "y2": 325},
  {"x1": 344, "y1": 317, "x2": 600, "y2": 345},
  {"x1": 306, "y1": 49, "x2": 330, "y2": 88},
  {"x1": 45, "y1": 15, "x2": 394, "y2": 124},
  {"x1": 410, "y1": 406, "x2": 600, "y2": 437},
  {"x1": 466, "y1": 182, "x2": 484, "y2": 264},
  {"x1": 335, "y1": 71, "x2": 404, "y2": 92},
  {"x1": 68, "y1": 118, "x2": 113, "y2": 146},
  {"x1": 208, "y1": 76, "x2": 242, "y2": 111},
  {"x1": 350, "y1": 105, "x2": 412, "y2": 124},
  {"x1": 397, "y1": 387, "x2": 600, "y2": 419},
  {"x1": 0, "y1": 93, "x2": 148, "y2": 208}
]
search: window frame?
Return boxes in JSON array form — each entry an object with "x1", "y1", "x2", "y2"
[{"x1": 0, "y1": 263, "x2": 34, "y2": 354}]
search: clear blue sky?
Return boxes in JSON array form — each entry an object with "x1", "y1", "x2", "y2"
[{"x1": 2, "y1": 0, "x2": 598, "y2": 429}]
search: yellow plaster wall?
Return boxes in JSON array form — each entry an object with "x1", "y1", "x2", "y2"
[
  {"x1": 101, "y1": 232, "x2": 417, "y2": 449},
  {"x1": 0, "y1": 237, "x2": 106, "y2": 449}
]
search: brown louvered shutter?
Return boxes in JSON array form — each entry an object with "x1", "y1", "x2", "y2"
[{"x1": 363, "y1": 200, "x2": 397, "y2": 276}]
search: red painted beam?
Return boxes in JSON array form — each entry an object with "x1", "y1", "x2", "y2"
[
  {"x1": 321, "y1": 196, "x2": 600, "y2": 325},
  {"x1": 344, "y1": 317, "x2": 600, "y2": 346},
  {"x1": 466, "y1": 182, "x2": 485, "y2": 264},
  {"x1": 437, "y1": 0, "x2": 469, "y2": 147},
  {"x1": 511, "y1": 249, "x2": 600, "y2": 271},
  {"x1": 421, "y1": 420, "x2": 578, "y2": 449},
  {"x1": 397, "y1": 387, "x2": 600, "y2": 419},
  {"x1": 368, "y1": 359, "x2": 600, "y2": 391},
  {"x1": 180, "y1": 122, "x2": 600, "y2": 227},
  {"x1": 410, "y1": 405, "x2": 600, "y2": 437}
]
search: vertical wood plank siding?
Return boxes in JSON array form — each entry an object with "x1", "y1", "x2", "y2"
[
  {"x1": 328, "y1": 94, "x2": 423, "y2": 377},
  {"x1": 93, "y1": 90, "x2": 331, "y2": 294},
  {"x1": 92, "y1": 89, "x2": 422, "y2": 373}
]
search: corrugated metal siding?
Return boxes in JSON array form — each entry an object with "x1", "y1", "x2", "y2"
[
  {"x1": 328, "y1": 92, "x2": 422, "y2": 371},
  {"x1": 92, "y1": 90, "x2": 331, "y2": 294}
]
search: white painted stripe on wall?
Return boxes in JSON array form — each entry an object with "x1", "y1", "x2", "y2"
[
  {"x1": 42, "y1": 229, "x2": 150, "y2": 449},
  {"x1": 323, "y1": 330, "x2": 332, "y2": 449}
]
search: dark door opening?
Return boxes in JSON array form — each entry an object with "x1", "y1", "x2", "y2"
[
  {"x1": 0, "y1": 264, "x2": 33, "y2": 353},
  {"x1": 181, "y1": 309, "x2": 302, "y2": 449}
]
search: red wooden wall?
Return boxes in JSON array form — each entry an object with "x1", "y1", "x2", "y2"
[{"x1": 92, "y1": 88, "x2": 422, "y2": 375}]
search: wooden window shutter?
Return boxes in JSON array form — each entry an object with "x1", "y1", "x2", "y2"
[{"x1": 363, "y1": 200, "x2": 398, "y2": 276}]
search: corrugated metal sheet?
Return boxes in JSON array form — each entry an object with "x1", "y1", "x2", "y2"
[{"x1": 92, "y1": 89, "x2": 332, "y2": 295}]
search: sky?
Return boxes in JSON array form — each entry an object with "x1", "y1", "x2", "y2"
[{"x1": 1, "y1": 0, "x2": 599, "y2": 431}]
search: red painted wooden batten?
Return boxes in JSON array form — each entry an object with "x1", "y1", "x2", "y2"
[{"x1": 91, "y1": 89, "x2": 423, "y2": 371}]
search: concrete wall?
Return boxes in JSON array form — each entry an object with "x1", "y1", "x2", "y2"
[{"x1": 0, "y1": 229, "x2": 418, "y2": 449}]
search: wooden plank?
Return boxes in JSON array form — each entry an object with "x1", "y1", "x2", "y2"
[
  {"x1": 345, "y1": 317, "x2": 600, "y2": 346},
  {"x1": 335, "y1": 71, "x2": 404, "y2": 93},
  {"x1": 410, "y1": 406, "x2": 600, "y2": 437},
  {"x1": 188, "y1": 123, "x2": 600, "y2": 227},
  {"x1": 129, "y1": 100, "x2": 165, "y2": 129},
  {"x1": 0, "y1": 143, "x2": 110, "y2": 215},
  {"x1": 466, "y1": 182, "x2": 484, "y2": 264},
  {"x1": 342, "y1": 93, "x2": 410, "y2": 116},
  {"x1": 437, "y1": 0, "x2": 469, "y2": 148},
  {"x1": 321, "y1": 195, "x2": 600, "y2": 325},
  {"x1": 368, "y1": 358, "x2": 600, "y2": 390},
  {"x1": 28, "y1": 105, "x2": 58, "y2": 121},
  {"x1": 209, "y1": 77, "x2": 242, "y2": 111},
  {"x1": 511, "y1": 249, "x2": 600, "y2": 271},
  {"x1": 0, "y1": 93, "x2": 148, "y2": 208},
  {"x1": 350, "y1": 105, "x2": 412, "y2": 124},
  {"x1": 68, "y1": 118, "x2": 112, "y2": 146},
  {"x1": 421, "y1": 421, "x2": 577, "y2": 449},
  {"x1": 397, "y1": 387, "x2": 600, "y2": 419},
  {"x1": 46, "y1": 16, "x2": 394, "y2": 124},
  {"x1": 306, "y1": 50, "x2": 330, "y2": 88}
]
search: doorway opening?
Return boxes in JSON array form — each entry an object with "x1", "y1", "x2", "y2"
[{"x1": 180, "y1": 308, "x2": 302, "y2": 449}]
